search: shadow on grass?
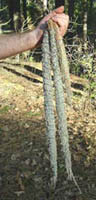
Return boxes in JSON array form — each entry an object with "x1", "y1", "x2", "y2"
[{"x1": 3, "y1": 66, "x2": 42, "y2": 83}]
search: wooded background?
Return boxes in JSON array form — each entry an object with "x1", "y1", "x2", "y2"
[
  {"x1": 0, "y1": 2, "x2": 96, "y2": 199},
  {"x1": 0, "y1": 0, "x2": 96, "y2": 98}
]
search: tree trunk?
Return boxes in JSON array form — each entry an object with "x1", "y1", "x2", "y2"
[
  {"x1": 20, "y1": 0, "x2": 27, "y2": 29},
  {"x1": 0, "y1": 0, "x2": 4, "y2": 9},
  {"x1": 0, "y1": 0, "x2": 6, "y2": 33},
  {"x1": 8, "y1": 0, "x2": 22, "y2": 32},
  {"x1": 83, "y1": 0, "x2": 88, "y2": 52},
  {"x1": 8, "y1": 0, "x2": 14, "y2": 31},
  {"x1": 68, "y1": 0, "x2": 75, "y2": 20},
  {"x1": 22, "y1": 0, "x2": 27, "y2": 21},
  {"x1": 0, "y1": 0, "x2": 2, "y2": 33},
  {"x1": 0, "y1": 0, "x2": 2, "y2": 8},
  {"x1": 90, "y1": 0, "x2": 93, "y2": 10},
  {"x1": 13, "y1": 0, "x2": 22, "y2": 32},
  {"x1": 64, "y1": 0, "x2": 68, "y2": 13},
  {"x1": 0, "y1": 0, "x2": 3, "y2": 24},
  {"x1": 43, "y1": 0, "x2": 48, "y2": 10}
]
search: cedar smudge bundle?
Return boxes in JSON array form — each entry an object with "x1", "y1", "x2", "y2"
[{"x1": 42, "y1": 19, "x2": 81, "y2": 192}]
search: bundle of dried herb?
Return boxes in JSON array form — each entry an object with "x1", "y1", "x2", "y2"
[
  {"x1": 42, "y1": 20, "x2": 81, "y2": 193},
  {"x1": 48, "y1": 19, "x2": 73, "y2": 181},
  {"x1": 42, "y1": 29, "x2": 57, "y2": 187},
  {"x1": 53, "y1": 22, "x2": 72, "y2": 105}
]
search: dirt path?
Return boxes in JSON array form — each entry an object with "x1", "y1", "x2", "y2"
[{"x1": 0, "y1": 62, "x2": 96, "y2": 200}]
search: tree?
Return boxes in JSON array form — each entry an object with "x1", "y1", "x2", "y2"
[
  {"x1": 68, "y1": 0, "x2": 75, "y2": 20},
  {"x1": 90, "y1": 0, "x2": 94, "y2": 10},
  {"x1": 83, "y1": 0, "x2": 88, "y2": 51},
  {"x1": 22, "y1": 0, "x2": 27, "y2": 28},
  {"x1": 0, "y1": 0, "x2": 7, "y2": 33},
  {"x1": 8, "y1": 0, "x2": 22, "y2": 32},
  {"x1": 0, "y1": 0, "x2": 3, "y2": 9}
]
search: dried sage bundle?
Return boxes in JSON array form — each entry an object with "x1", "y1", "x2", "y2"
[
  {"x1": 42, "y1": 29, "x2": 57, "y2": 186},
  {"x1": 42, "y1": 20, "x2": 81, "y2": 193}
]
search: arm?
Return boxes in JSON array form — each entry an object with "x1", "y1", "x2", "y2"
[
  {"x1": 0, "y1": 6, "x2": 69, "y2": 59},
  {"x1": 0, "y1": 29, "x2": 40, "y2": 59}
]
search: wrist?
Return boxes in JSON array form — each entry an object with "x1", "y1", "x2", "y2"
[
  {"x1": 35, "y1": 27, "x2": 43, "y2": 42},
  {"x1": 28, "y1": 28, "x2": 43, "y2": 49}
]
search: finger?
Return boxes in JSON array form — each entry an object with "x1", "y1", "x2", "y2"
[
  {"x1": 60, "y1": 19, "x2": 69, "y2": 36},
  {"x1": 37, "y1": 12, "x2": 56, "y2": 29},
  {"x1": 52, "y1": 15, "x2": 69, "y2": 36},
  {"x1": 54, "y1": 6, "x2": 64, "y2": 14},
  {"x1": 60, "y1": 26, "x2": 68, "y2": 36},
  {"x1": 46, "y1": 6, "x2": 64, "y2": 19},
  {"x1": 53, "y1": 18, "x2": 69, "y2": 28},
  {"x1": 38, "y1": 6, "x2": 64, "y2": 25},
  {"x1": 43, "y1": 12, "x2": 56, "y2": 22},
  {"x1": 52, "y1": 14, "x2": 69, "y2": 27}
]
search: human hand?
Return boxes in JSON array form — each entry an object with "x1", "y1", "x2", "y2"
[
  {"x1": 51, "y1": 7, "x2": 69, "y2": 36},
  {"x1": 36, "y1": 6, "x2": 69, "y2": 41}
]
